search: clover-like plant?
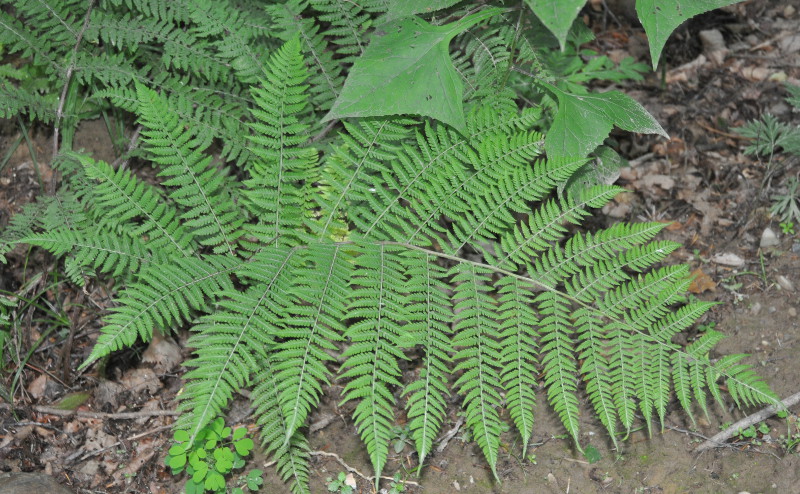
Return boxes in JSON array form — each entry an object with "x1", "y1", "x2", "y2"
[{"x1": 165, "y1": 417, "x2": 262, "y2": 494}]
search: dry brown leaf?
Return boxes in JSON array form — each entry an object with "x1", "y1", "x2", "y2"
[
  {"x1": 142, "y1": 331, "x2": 182, "y2": 372},
  {"x1": 689, "y1": 268, "x2": 717, "y2": 294},
  {"x1": 27, "y1": 374, "x2": 48, "y2": 400}
]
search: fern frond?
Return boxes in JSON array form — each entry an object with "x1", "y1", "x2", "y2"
[
  {"x1": 361, "y1": 109, "x2": 544, "y2": 246},
  {"x1": 402, "y1": 251, "x2": 452, "y2": 467},
  {"x1": 186, "y1": 0, "x2": 271, "y2": 85},
  {"x1": 102, "y1": 0, "x2": 191, "y2": 24},
  {"x1": 81, "y1": 255, "x2": 238, "y2": 367},
  {"x1": 95, "y1": 81, "x2": 253, "y2": 166},
  {"x1": 451, "y1": 264, "x2": 503, "y2": 479},
  {"x1": 497, "y1": 276, "x2": 538, "y2": 453},
  {"x1": 607, "y1": 322, "x2": 637, "y2": 434},
  {"x1": 575, "y1": 308, "x2": 618, "y2": 447},
  {"x1": 0, "y1": 1, "x2": 80, "y2": 76},
  {"x1": 177, "y1": 247, "x2": 297, "y2": 444},
  {"x1": 710, "y1": 354, "x2": 778, "y2": 409},
  {"x1": 446, "y1": 154, "x2": 580, "y2": 255},
  {"x1": 268, "y1": 0, "x2": 344, "y2": 112},
  {"x1": 74, "y1": 153, "x2": 197, "y2": 257},
  {"x1": 309, "y1": 0, "x2": 369, "y2": 64},
  {"x1": 340, "y1": 243, "x2": 409, "y2": 483},
  {"x1": 275, "y1": 243, "x2": 351, "y2": 442},
  {"x1": 244, "y1": 37, "x2": 316, "y2": 248},
  {"x1": 454, "y1": 21, "x2": 515, "y2": 109},
  {"x1": 599, "y1": 265, "x2": 689, "y2": 316},
  {"x1": 252, "y1": 352, "x2": 312, "y2": 494},
  {"x1": 88, "y1": 11, "x2": 231, "y2": 83},
  {"x1": 313, "y1": 118, "x2": 412, "y2": 240},
  {"x1": 21, "y1": 227, "x2": 158, "y2": 284},
  {"x1": 530, "y1": 221, "x2": 668, "y2": 289},
  {"x1": 492, "y1": 185, "x2": 621, "y2": 269},
  {"x1": 652, "y1": 301, "x2": 718, "y2": 342},
  {"x1": 357, "y1": 121, "x2": 476, "y2": 245},
  {"x1": 402, "y1": 131, "x2": 551, "y2": 247},
  {"x1": 646, "y1": 342, "x2": 672, "y2": 430},
  {"x1": 536, "y1": 291, "x2": 581, "y2": 447},
  {"x1": 0, "y1": 80, "x2": 58, "y2": 121},
  {"x1": 136, "y1": 83, "x2": 244, "y2": 254},
  {"x1": 0, "y1": 201, "x2": 43, "y2": 263},
  {"x1": 1, "y1": 190, "x2": 87, "y2": 262},
  {"x1": 565, "y1": 240, "x2": 681, "y2": 303}
]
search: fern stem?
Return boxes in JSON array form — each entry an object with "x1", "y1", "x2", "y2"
[{"x1": 52, "y1": 0, "x2": 95, "y2": 192}]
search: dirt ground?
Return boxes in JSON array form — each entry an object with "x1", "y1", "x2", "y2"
[{"x1": 1, "y1": 1, "x2": 800, "y2": 493}]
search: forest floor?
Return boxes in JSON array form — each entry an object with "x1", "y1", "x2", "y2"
[{"x1": 1, "y1": 1, "x2": 800, "y2": 493}]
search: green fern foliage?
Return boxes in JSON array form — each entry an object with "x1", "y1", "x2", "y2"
[
  {"x1": 177, "y1": 247, "x2": 296, "y2": 444},
  {"x1": 135, "y1": 84, "x2": 244, "y2": 255},
  {"x1": 243, "y1": 36, "x2": 316, "y2": 248},
  {"x1": 82, "y1": 256, "x2": 238, "y2": 365},
  {"x1": 76, "y1": 153, "x2": 197, "y2": 257},
  {"x1": 497, "y1": 276, "x2": 539, "y2": 453},
  {"x1": 340, "y1": 243, "x2": 409, "y2": 482},
  {"x1": 451, "y1": 264, "x2": 504, "y2": 478},
  {"x1": 402, "y1": 252, "x2": 452, "y2": 468},
  {"x1": 275, "y1": 243, "x2": 351, "y2": 442},
  {"x1": 0, "y1": 3, "x2": 783, "y2": 493}
]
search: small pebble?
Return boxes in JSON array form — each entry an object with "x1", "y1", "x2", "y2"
[
  {"x1": 776, "y1": 275, "x2": 795, "y2": 292},
  {"x1": 789, "y1": 307, "x2": 797, "y2": 317},
  {"x1": 711, "y1": 252, "x2": 745, "y2": 267},
  {"x1": 793, "y1": 242, "x2": 800, "y2": 254},
  {"x1": 750, "y1": 302, "x2": 762, "y2": 315},
  {"x1": 760, "y1": 227, "x2": 779, "y2": 248}
]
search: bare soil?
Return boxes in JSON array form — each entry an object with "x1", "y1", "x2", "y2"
[{"x1": 1, "y1": 1, "x2": 799, "y2": 493}]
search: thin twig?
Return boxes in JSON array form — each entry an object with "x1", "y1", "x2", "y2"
[
  {"x1": 694, "y1": 391, "x2": 800, "y2": 453},
  {"x1": 695, "y1": 120, "x2": 751, "y2": 140},
  {"x1": 435, "y1": 416, "x2": 464, "y2": 454},
  {"x1": 0, "y1": 402, "x2": 179, "y2": 420},
  {"x1": 111, "y1": 124, "x2": 143, "y2": 171},
  {"x1": 309, "y1": 119, "x2": 338, "y2": 144},
  {"x1": 309, "y1": 450, "x2": 420, "y2": 487},
  {"x1": 309, "y1": 414, "x2": 337, "y2": 433},
  {"x1": 51, "y1": 0, "x2": 95, "y2": 193},
  {"x1": 663, "y1": 424, "x2": 712, "y2": 441}
]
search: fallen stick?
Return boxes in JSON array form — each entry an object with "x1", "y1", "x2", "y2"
[
  {"x1": 0, "y1": 402, "x2": 178, "y2": 420},
  {"x1": 694, "y1": 391, "x2": 800, "y2": 453},
  {"x1": 309, "y1": 450, "x2": 420, "y2": 487},
  {"x1": 435, "y1": 416, "x2": 464, "y2": 454}
]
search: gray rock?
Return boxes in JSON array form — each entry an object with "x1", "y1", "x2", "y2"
[
  {"x1": 760, "y1": 227, "x2": 780, "y2": 248},
  {"x1": 0, "y1": 472, "x2": 75, "y2": 494}
]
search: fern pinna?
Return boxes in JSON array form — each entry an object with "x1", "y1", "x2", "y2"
[{"x1": 0, "y1": 3, "x2": 779, "y2": 493}]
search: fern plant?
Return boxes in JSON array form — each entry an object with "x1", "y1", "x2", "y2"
[{"x1": 0, "y1": 1, "x2": 782, "y2": 492}]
